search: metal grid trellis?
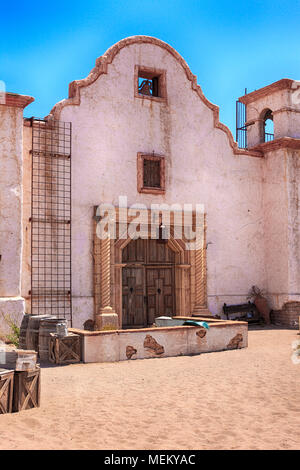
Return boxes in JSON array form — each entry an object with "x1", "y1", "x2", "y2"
[
  {"x1": 30, "y1": 118, "x2": 72, "y2": 325},
  {"x1": 236, "y1": 100, "x2": 247, "y2": 149}
]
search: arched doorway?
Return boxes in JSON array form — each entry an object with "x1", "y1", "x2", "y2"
[
  {"x1": 122, "y1": 239, "x2": 176, "y2": 328},
  {"x1": 93, "y1": 206, "x2": 209, "y2": 328}
]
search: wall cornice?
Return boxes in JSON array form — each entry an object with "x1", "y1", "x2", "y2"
[
  {"x1": 272, "y1": 106, "x2": 300, "y2": 115},
  {"x1": 238, "y1": 79, "x2": 298, "y2": 105},
  {"x1": 250, "y1": 137, "x2": 300, "y2": 152},
  {"x1": 1, "y1": 93, "x2": 34, "y2": 109}
]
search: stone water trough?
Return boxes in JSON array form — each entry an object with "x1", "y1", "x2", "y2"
[{"x1": 69, "y1": 317, "x2": 248, "y2": 363}]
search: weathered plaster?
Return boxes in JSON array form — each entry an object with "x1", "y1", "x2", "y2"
[
  {"x1": 0, "y1": 106, "x2": 23, "y2": 297},
  {"x1": 262, "y1": 147, "x2": 300, "y2": 309},
  {"x1": 71, "y1": 322, "x2": 248, "y2": 363},
  {"x1": 0, "y1": 297, "x2": 25, "y2": 334},
  {"x1": 8, "y1": 37, "x2": 298, "y2": 329},
  {"x1": 47, "y1": 37, "x2": 266, "y2": 326},
  {"x1": 0, "y1": 99, "x2": 32, "y2": 334}
]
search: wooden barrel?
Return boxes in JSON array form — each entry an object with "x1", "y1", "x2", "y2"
[
  {"x1": 38, "y1": 318, "x2": 68, "y2": 361},
  {"x1": 26, "y1": 315, "x2": 50, "y2": 352},
  {"x1": 18, "y1": 314, "x2": 31, "y2": 350}
]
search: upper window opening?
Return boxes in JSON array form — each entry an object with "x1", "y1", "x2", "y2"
[{"x1": 135, "y1": 66, "x2": 167, "y2": 102}]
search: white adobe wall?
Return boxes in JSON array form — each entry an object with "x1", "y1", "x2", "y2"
[
  {"x1": 286, "y1": 149, "x2": 300, "y2": 302},
  {"x1": 262, "y1": 147, "x2": 300, "y2": 309},
  {"x1": 54, "y1": 39, "x2": 266, "y2": 327},
  {"x1": 0, "y1": 105, "x2": 25, "y2": 334}
]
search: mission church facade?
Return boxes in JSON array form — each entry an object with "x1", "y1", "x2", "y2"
[{"x1": 0, "y1": 36, "x2": 300, "y2": 332}]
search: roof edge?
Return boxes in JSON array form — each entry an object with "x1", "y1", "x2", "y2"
[
  {"x1": 250, "y1": 137, "x2": 300, "y2": 152},
  {"x1": 239, "y1": 79, "x2": 297, "y2": 105},
  {"x1": 1, "y1": 92, "x2": 34, "y2": 109}
]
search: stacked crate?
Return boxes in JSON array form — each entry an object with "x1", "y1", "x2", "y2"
[{"x1": 0, "y1": 349, "x2": 41, "y2": 414}]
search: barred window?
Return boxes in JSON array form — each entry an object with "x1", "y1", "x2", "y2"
[
  {"x1": 143, "y1": 159, "x2": 161, "y2": 188},
  {"x1": 137, "y1": 153, "x2": 165, "y2": 195}
]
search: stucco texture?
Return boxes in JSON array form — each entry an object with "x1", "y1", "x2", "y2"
[
  {"x1": 52, "y1": 38, "x2": 266, "y2": 326},
  {"x1": 0, "y1": 105, "x2": 25, "y2": 334}
]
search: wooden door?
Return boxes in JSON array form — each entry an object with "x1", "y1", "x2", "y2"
[
  {"x1": 122, "y1": 267, "x2": 146, "y2": 328},
  {"x1": 146, "y1": 267, "x2": 174, "y2": 324},
  {"x1": 122, "y1": 239, "x2": 175, "y2": 328}
]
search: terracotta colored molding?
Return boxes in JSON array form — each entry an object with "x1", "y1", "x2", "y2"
[
  {"x1": 250, "y1": 137, "x2": 300, "y2": 152},
  {"x1": 238, "y1": 78, "x2": 296, "y2": 105},
  {"x1": 48, "y1": 35, "x2": 262, "y2": 159},
  {"x1": 272, "y1": 106, "x2": 300, "y2": 115},
  {"x1": 1, "y1": 92, "x2": 34, "y2": 109}
]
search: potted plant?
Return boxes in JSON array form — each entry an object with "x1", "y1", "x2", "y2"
[{"x1": 247, "y1": 285, "x2": 271, "y2": 325}]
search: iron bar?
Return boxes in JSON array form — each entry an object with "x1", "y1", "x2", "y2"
[{"x1": 236, "y1": 100, "x2": 247, "y2": 149}]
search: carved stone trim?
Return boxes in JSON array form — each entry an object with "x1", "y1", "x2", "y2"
[
  {"x1": 93, "y1": 217, "x2": 116, "y2": 328},
  {"x1": 193, "y1": 215, "x2": 207, "y2": 312},
  {"x1": 100, "y1": 238, "x2": 111, "y2": 309},
  {"x1": 93, "y1": 206, "x2": 208, "y2": 327}
]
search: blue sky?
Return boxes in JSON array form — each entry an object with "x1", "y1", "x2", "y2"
[{"x1": 1, "y1": 0, "x2": 300, "y2": 135}]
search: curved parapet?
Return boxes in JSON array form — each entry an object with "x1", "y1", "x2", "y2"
[{"x1": 49, "y1": 35, "x2": 261, "y2": 158}]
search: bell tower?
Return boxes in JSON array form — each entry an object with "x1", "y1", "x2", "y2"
[
  {"x1": 239, "y1": 78, "x2": 300, "y2": 148},
  {"x1": 239, "y1": 79, "x2": 300, "y2": 327}
]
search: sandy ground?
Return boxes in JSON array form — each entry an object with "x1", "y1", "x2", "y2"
[{"x1": 0, "y1": 327, "x2": 299, "y2": 450}]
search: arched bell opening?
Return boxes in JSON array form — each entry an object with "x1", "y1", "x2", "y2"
[{"x1": 261, "y1": 108, "x2": 274, "y2": 143}]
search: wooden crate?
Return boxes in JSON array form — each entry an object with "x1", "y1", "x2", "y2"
[
  {"x1": 49, "y1": 333, "x2": 81, "y2": 365},
  {"x1": 0, "y1": 350, "x2": 37, "y2": 370},
  {"x1": 0, "y1": 369, "x2": 14, "y2": 414},
  {"x1": 15, "y1": 350, "x2": 37, "y2": 371},
  {"x1": 13, "y1": 366, "x2": 41, "y2": 412}
]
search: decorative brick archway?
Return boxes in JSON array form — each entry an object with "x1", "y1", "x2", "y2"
[{"x1": 93, "y1": 206, "x2": 209, "y2": 329}]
